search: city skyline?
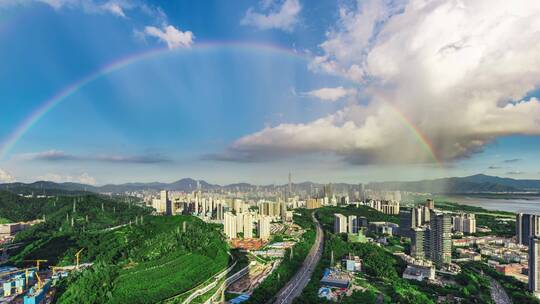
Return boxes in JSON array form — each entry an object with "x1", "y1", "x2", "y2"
[{"x1": 2, "y1": 0, "x2": 540, "y2": 185}]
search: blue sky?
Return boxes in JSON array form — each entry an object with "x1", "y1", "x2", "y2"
[{"x1": 1, "y1": 0, "x2": 540, "y2": 185}]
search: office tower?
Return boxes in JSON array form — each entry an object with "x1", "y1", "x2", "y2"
[
  {"x1": 359, "y1": 183, "x2": 365, "y2": 202},
  {"x1": 529, "y1": 236, "x2": 540, "y2": 296},
  {"x1": 288, "y1": 172, "x2": 292, "y2": 197},
  {"x1": 243, "y1": 213, "x2": 253, "y2": 239},
  {"x1": 258, "y1": 216, "x2": 271, "y2": 240},
  {"x1": 516, "y1": 213, "x2": 540, "y2": 246},
  {"x1": 411, "y1": 227, "x2": 427, "y2": 258},
  {"x1": 334, "y1": 214, "x2": 347, "y2": 234},
  {"x1": 348, "y1": 215, "x2": 358, "y2": 234},
  {"x1": 224, "y1": 212, "x2": 237, "y2": 239},
  {"x1": 399, "y1": 209, "x2": 414, "y2": 238},
  {"x1": 428, "y1": 211, "x2": 452, "y2": 266}
]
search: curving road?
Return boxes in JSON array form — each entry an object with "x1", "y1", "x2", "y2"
[{"x1": 273, "y1": 211, "x2": 324, "y2": 304}]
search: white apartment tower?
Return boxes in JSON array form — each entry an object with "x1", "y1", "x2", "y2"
[
  {"x1": 334, "y1": 214, "x2": 347, "y2": 234},
  {"x1": 258, "y1": 216, "x2": 271, "y2": 241},
  {"x1": 224, "y1": 212, "x2": 237, "y2": 239},
  {"x1": 243, "y1": 213, "x2": 253, "y2": 239}
]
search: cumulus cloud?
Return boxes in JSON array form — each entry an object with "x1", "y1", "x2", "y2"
[
  {"x1": 241, "y1": 0, "x2": 301, "y2": 31},
  {"x1": 217, "y1": 0, "x2": 540, "y2": 165},
  {"x1": 38, "y1": 172, "x2": 97, "y2": 185},
  {"x1": 143, "y1": 25, "x2": 194, "y2": 49},
  {"x1": 17, "y1": 150, "x2": 172, "y2": 164},
  {"x1": 302, "y1": 86, "x2": 356, "y2": 102},
  {"x1": 0, "y1": 168, "x2": 15, "y2": 183}
]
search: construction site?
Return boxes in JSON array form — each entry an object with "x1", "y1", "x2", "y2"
[{"x1": 0, "y1": 249, "x2": 91, "y2": 304}]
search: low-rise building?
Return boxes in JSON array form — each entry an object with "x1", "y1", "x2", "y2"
[{"x1": 402, "y1": 264, "x2": 435, "y2": 281}]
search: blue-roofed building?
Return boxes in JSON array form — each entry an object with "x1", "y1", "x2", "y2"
[{"x1": 229, "y1": 294, "x2": 250, "y2": 304}]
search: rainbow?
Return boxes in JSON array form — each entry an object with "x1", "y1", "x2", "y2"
[
  {"x1": 0, "y1": 41, "x2": 305, "y2": 160},
  {"x1": 389, "y1": 105, "x2": 443, "y2": 166},
  {"x1": 0, "y1": 41, "x2": 443, "y2": 166}
]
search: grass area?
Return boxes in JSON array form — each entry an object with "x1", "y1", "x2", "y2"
[
  {"x1": 0, "y1": 217, "x2": 11, "y2": 224},
  {"x1": 46, "y1": 215, "x2": 229, "y2": 303},
  {"x1": 112, "y1": 252, "x2": 228, "y2": 303}
]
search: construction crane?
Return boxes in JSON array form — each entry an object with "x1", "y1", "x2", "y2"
[
  {"x1": 75, "y1": 248, "x2": 84, "y2": 269},
  {"x1": 24, "y1": 259, "x2": 48, "y2": 290}
]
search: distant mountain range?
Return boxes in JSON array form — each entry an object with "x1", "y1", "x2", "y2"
[{"x1": 1, "y1": 174, "x2": 539, "y2": 195}]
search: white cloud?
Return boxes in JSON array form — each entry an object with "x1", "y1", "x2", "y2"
[
  {"x1": 218, "y1": 0, "x2": 540, "y2": 165},
  {"x1": 2, "y1": 0, "x2": 162, "y2": 20},
  {"x1": 303, "y1": 86, "x2": 356, "y2": 102},
  {"x1": 101, "y1": 1, "x2": 125, "y2": 17},
  {"x1": 37, "y1": 172, "x2": 97, "y2": 185},
  {"x1": 241, "y1": 0, "x2": 301, "y2": 31},
  {"x1": 0, "y1": 168, "x2": 15, "y2": 183},
  {"x1": 144, "y1": 25, "x2": 194, "y2": 49}
]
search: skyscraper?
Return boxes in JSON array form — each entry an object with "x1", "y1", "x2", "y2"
[
  {"x1": 399, "y1": 209, "x2": 414, "y2": 238},
  {"x1": 288, "y1": 172, "x2": 292, "y2": 198},
  {"x1": 530, "y1": 236, "x2": 540, "y2": 297},
  {"x1": 428, "y1": 211, "x2": 452, "y2": 266},
  {"x1": 516, "y1": 213, "x2": 540, "y2": 246},
  {"x1": 411, "y1": 227, "x2": 427, "y2": 258}
]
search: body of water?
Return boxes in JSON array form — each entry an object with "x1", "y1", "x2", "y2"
[{"x1": 447, "y1": 195, "x2": 540, "y2": 214}]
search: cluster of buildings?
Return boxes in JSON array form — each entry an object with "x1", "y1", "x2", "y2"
[
  {"x1": 452, "y1": 213, "x2": 477, "y2": 234},
  {"x1": 399, "y1": 199, "x2": 452, "y2": 266},
  {"x1": 333, "y1": 214, "x2": 365, "y2": 234},
  {"x1": 224, "y1": 212, "x2": 271, "y2": 241},
  {"x1": 364, "y1": 200, "x2": 400, "y2": 215},
  {"x1": 0, "y1": 220, "x2": 43, "y2": 243}
]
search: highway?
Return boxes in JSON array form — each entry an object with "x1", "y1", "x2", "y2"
[{"x1": 273, "y1": 211, "x2": 324, "y2": 304}]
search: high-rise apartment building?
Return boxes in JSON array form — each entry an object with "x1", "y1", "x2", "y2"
[
  {"x1": 334, "y1": 214, "x2": 348, "y2": 234},
  {"x1": 452, "y1": 213, "x2": 476, "y2": 234},
  {"x1": 224, "y1": 212, "x2": 237, "y2": 239},
  {"x1": 411, "y1": 227, "x2": 427, "y2": 258},
  {"x1": 258, "y1": 216, "x2": 271, "y2": 241},
  {"x1": 236, "y1": 213, "x2": 244, "y2": 234},
  {"x1": 428, "y1": 211, "x2": 452, "y2": 266},
  {"x1": 348, "y1": 215, "x2": 358, "y2": 234},
  {"x1": 243, "y1": 213, "x2": 253, "y2": 239}
]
